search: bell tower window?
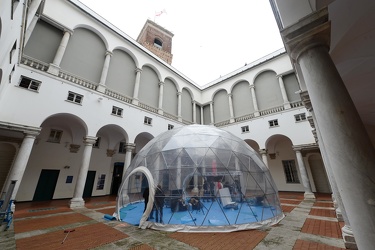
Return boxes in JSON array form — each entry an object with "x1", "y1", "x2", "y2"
[{"x1": 154, "y1": 38, "x2": 162, "y2": 49}]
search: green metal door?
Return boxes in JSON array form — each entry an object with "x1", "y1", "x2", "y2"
[
  {"x1": 33, "y1": 169, "x2": 60, "y2": 201},
  {"x1": 83, "y1": 171, "x2": 96, "y2": 198}
]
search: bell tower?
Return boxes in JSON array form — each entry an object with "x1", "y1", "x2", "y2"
[{"x1": 137, "y1": 19, "x2": 174, "y2": 65}]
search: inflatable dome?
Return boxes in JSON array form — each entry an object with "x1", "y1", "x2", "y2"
[{"x1": 116, "y1": 124, "x2": 284, "y2": 232}]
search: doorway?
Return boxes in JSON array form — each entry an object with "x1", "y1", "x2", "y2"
[
  {"x1": 111, "y1": 162, "x2": 124, "y2": 195},
  {"x1": 83, "y1": 171, "x2": 96, "y2": 198},
  {"x1": 33, "y1": 169, "x2": 60, "y2": 201}
]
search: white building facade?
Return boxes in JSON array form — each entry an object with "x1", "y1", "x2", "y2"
[{"x1": 1, "y1": 0, "x2": 325, "y2": 214}]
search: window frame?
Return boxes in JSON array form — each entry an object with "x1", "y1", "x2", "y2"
[
  {"x1": 18, "y1": 76, "x2": 41, "y2": 91},
  {"x1": 168, "y1": 124, "x2": 174, "y2": 130},
  {"x1": 241, "y1": 125, "x2": 249, "y2": 133},
  {"x1": 268, "y1": 119, "x2": 279, "y2": 127},
  {"x1": 67, "y1": 91, "x2": 83, "y2": 104},
  {"x1": 294, "y1": 113, "x2": 307, "y2": 122},
  {"x1": 111, "y1": 106, "x2": 123, "y2": 117},
  {"x1": 282, "y1": 160, "x2": 300, "y2": 184},
  {"x1": 144, "y1": 116, "x2": 152, "y2": 125},
  {"x1": 47, "y1": 129, "x2": 63, "y2": 143}
]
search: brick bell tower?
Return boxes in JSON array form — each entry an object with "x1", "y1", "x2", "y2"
[{"x1": 137, "y1": 19, "x2": 174, "y2": 65}]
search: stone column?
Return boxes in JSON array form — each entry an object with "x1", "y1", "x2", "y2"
[
  {"x1": 294, "y1": 148, "x2": 315, "y2": 199},
  {"x1": 158, "y1": 81, "x2": 164, "y2": 115},
  {"x1": 192, "y1": 101, "x2": 196, "y2": 123},
  {"x1": 301, "y1": 91, "x2": 356, "y2": 249},
  {"x1": 192, "y1": 172, "x2": 199, "y2": 194},
  {"x1": 47, "y1": 29, "x2": 73, "y2": 75},
  {"x1": 282, "y1": 8, "x2": 375, "y2": 248},
  {"x1": 97, "y1": 51, "x2": 112, "y2": 93},
  {"x1": 228, "y1": 93, "x2": 235, "y2": 123},
  {"x1": 277, "y1": 75, "x2": 291, "y2": 109},
  {"x1": 209, "y1": 101, "x2": 214, "y2": 125},
  {"x1": 124, "y1": 143, "x2": 135, "y2": 174},
  {"x1": 200, "y1": 106, "x2": 204, "y2": 125},
  {"x1": 249, "y1": 85, "x2": 260, "y2": 117},
  {"x1": 177, "y1": 91, "x2": 182, "y2": 122},
  {"x1": 5, "y1": 131, "x2": 39, "y2": 200},
  {"x1": 259, "y1": 149, "x2": 269, "y2": 168},
  {"x1": 132, "y1": 68, "x2": 142, "y2": 105},
  {"x1": 70, "y1": 136, "x2": 97, "y2": 208}
]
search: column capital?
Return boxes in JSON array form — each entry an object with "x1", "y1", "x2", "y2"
[
  {"x1": 159, "y1": 81, "x2": 164, "y2": 86},
  {"x1": 259, "y1": 148, "x2": 267, "y2": 155},
  {"x1": 125, "y1": 143, "x2": 136, "y2": 152},
  {"x1": 135, "y1": 68, "x2": 142, "y2": 73},
  {"x1": 63, "y1": 28, "x2": 74, "y2": 35},
  {"x1": 192, "y1": 100, "x2": 196, "y2": 105},
  {"x1": 105, "y1": 51, "x2": 113, "y2": 57},
  {"x1": 281, "y1": 7, "x2": 330, "y2": 62},
  {"x1": 83, "y1": 136, "x2": 97, "y2": 145},
  {"x1": 227, "y1": 93, "x2": 233, "y2": 97},
  {"x1": 300, "y1": 90, "x2": 313, "y2": 111},
  {"x1": 249, "y1": 84, "x2": 255, "y2": 89},
  {"x1": 177, "y1": 91, "x2": 181, "y2": 96}
]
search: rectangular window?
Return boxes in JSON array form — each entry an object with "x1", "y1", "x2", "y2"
[
  {"x1": 282, "y1": 160, "x2": 300, "y2": 183},
  {"x1": 67, "y1": 91, "x2": 83, "y2": 104},
  {"x1": 268, "y1": 119, "x2": 279, "y2": 127},
  {"x1": 168, "y1": 124, "x2": 174, "y2": 130},
  {"x1": 144, "y1": 116, "x2": 152, "y2": 125},
  {"x1": 93, "y1": 137, "x2": 101, "y2": 148},
  {"x1": 111, "y1": 106, "x2": 123, "y2": 116},
  {"x1": 47, "y1": 129, "x2": 63, "y2": 143},
  {"x1": 18, "y1": 76, "x2": 41, "y2": 91},
  {"x1": 241, "y1": 125, "x2": 249, "y2": 133},
  {"x1": 119, "y1": 141, "x2": 126, "y2": 154},
  {"x1": 294, "y1": 113, "x2": 306, "y2": 122},
  {"x1": 96, "y1": 174, "x2": 106, "y2": 190}
]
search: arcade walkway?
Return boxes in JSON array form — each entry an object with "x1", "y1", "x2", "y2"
[{"x1": 0, "y1": 192, "x2": 346, "y2": 249}]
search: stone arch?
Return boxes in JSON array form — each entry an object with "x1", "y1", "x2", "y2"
[
  {"x1": 60, "y1": 27, "x2": 107, "y2": 83},
  {"x1": 134, "y1": 132, "x2": 154, "y2": 154},
  {"x1": 244, "y1": 139, "x2": 260, "y2": 152},
  {"x1": 139, "y1": 65, "x2": 160, "y2": 108},
  {"x1": 73, "y1": 24, "x2": 109, "y2": 48},
  {"x1": 231, "y1": 80, "x2": 253, "y2": 118},
  {"x1": 212, "y1": 89, "x2": 230, "y2": 123},
  {"x1": 181, "y1": 87, "x2": 193, "y2": 122},
  {"x1": 106, "y1": 48, "x2": 137, "y2": 97},
  {"x1": 254, "y1": 70, "x2": 283, "y2": 111},
  {"x1": 163, "y1": 78, "x2": 178, "y2": 116}
]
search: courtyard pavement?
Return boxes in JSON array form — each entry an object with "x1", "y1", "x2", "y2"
[{"x1": 0, "y1": 192, "x2": 347, "y2": 249}]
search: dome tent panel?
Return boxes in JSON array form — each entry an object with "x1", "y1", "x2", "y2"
[{"x1": 116, "y1": 124, "x2": 284, "y2": 232}]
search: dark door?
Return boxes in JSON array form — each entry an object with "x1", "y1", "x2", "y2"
[
  {"x1": 33, "y1": 169, "x2": 60, "y2": 201},
  {"x1": 111, "y1": 162, "x2": 124, "y2": 195},
  {"x1": 83, "y1": 171, "x2": 96, "y2": 198}
]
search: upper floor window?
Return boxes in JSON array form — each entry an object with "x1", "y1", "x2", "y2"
[
  {"x1": 10, "y1": 41, "x2": 16, "y2": 64},
  {"x1": 47, "y1": 129, "x2": 63, "y2": 143},
  {"x1": 144, "y1": 116, "x2": 152, "y2": 125},
  {"x1": 241, "y1": 125, "x2": 249, "y2": 133},
  {"x1": 112, "y1": 106, "x2": 123, "y2": 117},
  {"x1": 282, "y1": 160, "x2": 300, "y2": 184},
  {"x1": 294, "y1": 113, "x2": 306, "y2": 122},
  {"x1": 18, "y1": 76, "x2": 41, "y2": 91},
  {"x1": 119, "y1": 141, "x2": 126, "y2": 154},
  {"x1": 268, "y1": 119, "x2": 279, "y2": 127},
  {"x1": 154, "y1": 38, "x2": 162, "y2": 49},
  {"x1": 93, "y1": 137, "x2": 101, "y2": 148},
  {"x1": 67, "y1": 91, "x2": 83, "y2": 104},
  {"x1": 168, "y1": 124, "x2": 174, "y2": 130}
]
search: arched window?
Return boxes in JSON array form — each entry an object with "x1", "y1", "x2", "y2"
[{"x1": 154, "y1": 38, "x2": 162, "y2": 49}]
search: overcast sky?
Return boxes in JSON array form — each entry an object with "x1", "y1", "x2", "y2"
[{"x1": 78, "y1": 0, "x2": 284, "y2": 85}]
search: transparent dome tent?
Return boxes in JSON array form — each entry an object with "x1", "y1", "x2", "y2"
[{"x1": 116, "y1": 125, "x2": 284, "y2": 232}]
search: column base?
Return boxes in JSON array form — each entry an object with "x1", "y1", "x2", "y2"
[
  {"x1": 335, "y1": 207, "x2": 344, "y2": 222},
  {"x1": 132, "y1": 99, "x2": 139, "y2": 105},
  {"x1": 304, "y1": 192, "x2": 316, "y2": 200},
  {"x1": 342, "y1": 225, "x2": 358, "y2": 249},
  {"x1": 70, "y1": 198, "x2": 85, "y2": 208},
  {"x1": 158, "y1": 109, "x2": 163, "y2": 115},
  {"x1": 284, "y1": 103, "x2": 291, "y2": 109},
  {"x1": 47, "y1": 63, "x2": 60, "y2": 76},
  {"x1": 97, "y1": 84, "x2": 106, "y2": 93}
]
